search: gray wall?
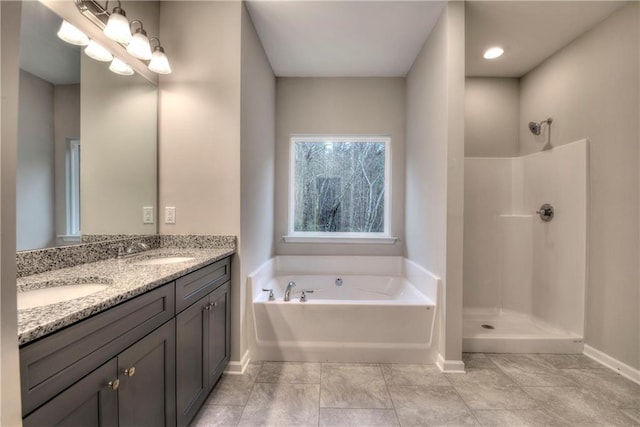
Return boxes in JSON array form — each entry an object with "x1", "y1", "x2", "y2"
[
  {"x1": 519, "y1": 4, "x2": 639, "y2": 369},
  {"x1": 274, "y1": 77, "x2": 405, "y2": 256},
  {"x1": 81, "y1": 55, "x2": 157, "y2": 236},
  {"x1": 239, "y1": 3, "x2": 275, "y2": 364},
  {"x1": 465, "y1": 77, "x2": 519, "y2": 157},
  {"x1": 1, "y1": 2, "x2": 22, "y2": 424},
  {"x1": 405, "y1": 2, "x2": 465, "y2": 365},
  {"x1": 17, "y1": 70, "x2": 55, "y2": 250}
]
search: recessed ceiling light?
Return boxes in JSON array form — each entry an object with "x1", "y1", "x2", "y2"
[{"x1": 483, "y1": 47, "x2": 504, "y2": 60}]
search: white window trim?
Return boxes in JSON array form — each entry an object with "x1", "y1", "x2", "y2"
[{"x1": 285, "y1": 135, "x2": 397, "y2": 244}]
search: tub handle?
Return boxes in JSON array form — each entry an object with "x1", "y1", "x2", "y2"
[
  {"x1": 300, "y1": 290, "x2": 314, "y2": 302},
  {"x1": 261, "y1": 288, "x2": 275, "y2": 301}
]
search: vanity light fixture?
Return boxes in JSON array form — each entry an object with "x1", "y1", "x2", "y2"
[
  {"x1": 103, "y1": 1, "x2": 132, "y2": 44},
  {"x1": 57, "y1": 20, "x2": 89, "y2": 46},
  {"x1": 126, "y1": 20, "x2": 152, "y2": 60},
  {"x1": 84, "y1": 40, "x2": 113, "y2": 62},
  {"x1": 109, "y1": 57, "x2": 134, "y2": 75},
  {"x1": 483, "y1": 46, "x2": 504, "y2": 60},
  {"x1": 148, "y1": 38, "x2": 172, "y2": 74}
]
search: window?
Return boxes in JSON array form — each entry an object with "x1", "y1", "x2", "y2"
[
  {"x1": 287, "y1": 135, "x2": 394, "y2": 243},
  {"x1": 66, "y1": 139, "x2": 81, "y2": 237}
]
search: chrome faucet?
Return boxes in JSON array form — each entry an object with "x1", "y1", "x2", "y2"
[
  {"x1": 284, "y1": 281, "x2": 296, "y2": 301},
  {"x1": 118, "y1": 241, "x2": 150, "y2": 259}
]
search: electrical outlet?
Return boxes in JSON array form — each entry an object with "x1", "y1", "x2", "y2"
[
  {"x1": 143, "y1": 207, "x2": 154, "y2": 224},
  {"x1": 165, "y1": 207, "x2": 176, "y2": 224}
]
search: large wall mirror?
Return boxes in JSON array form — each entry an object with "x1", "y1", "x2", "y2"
[{"x1": 17, "y1": 1, "x2": 158, "y2": 251}]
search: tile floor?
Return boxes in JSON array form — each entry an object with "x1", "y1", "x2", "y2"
[{"x1": 191, "y1": 353, "x2": 640, "y2": 426}]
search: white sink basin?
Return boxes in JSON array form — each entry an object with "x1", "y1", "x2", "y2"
[
  {"x1": 132, "y1": 256, "x2": 195, "y2": 266},
  {"x1": 18, "y1": 284, "x2": 110, "y2": 310}
]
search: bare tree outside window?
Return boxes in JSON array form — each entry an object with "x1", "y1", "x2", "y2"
[{"x1": 293, "y1": 138, "x2": 387, "y2": 233}]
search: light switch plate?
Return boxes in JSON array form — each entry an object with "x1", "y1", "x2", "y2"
[
  {"x1": 165, "y1": 207, "x2": 176, "y2": 224},
  {"x1": 143, "y1": 207, "x2": 154, "y2": 224}
]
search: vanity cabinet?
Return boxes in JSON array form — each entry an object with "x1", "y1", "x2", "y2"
[
  {"x1": 20, "y1": 255, "x2": 231, "y2": 426},
  {"x1": 176, "y1": 261, "x2": 230, "y2": 427},
  {"x1": 23, "y1": 320, "x2": 175, "y2": 427}
]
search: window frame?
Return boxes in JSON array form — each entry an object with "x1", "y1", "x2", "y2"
[{"x1": 285, "y1": 135, "x2": 396, "y2": 244}]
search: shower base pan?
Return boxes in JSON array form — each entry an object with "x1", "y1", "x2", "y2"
[{"x1": 463, "y1": 309, "x2": 583, "y2": 354}]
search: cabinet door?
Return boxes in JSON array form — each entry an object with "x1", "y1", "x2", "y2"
[
  {"x1": 118, "y1": 320, "x2": 176, "y2": 427},
  {"x1": 176, "y1": 294, "x2": 209, "y2": 427},
  {"x1": 23, "y1": 359, "x2": 118, "y2": 427},
  {"x1": 207, "y1": 281, "x2": 230, "y2": 389}
]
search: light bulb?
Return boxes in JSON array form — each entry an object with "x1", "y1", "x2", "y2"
[
  {"x1": 483, "y1": 47, "x2": 504, "y2": 60},
  {"x1": 127, "y1": 29, "x2": 152, "y2": 60},
  {"x1": 104, "y1": 7, "x2": 132, "y2": 44},
  {"x1": 84, "y1": 40, "x2": 113, "y2": 62},
  {"x1": 57, "y1": 20, "x2": 89, "y2": 46},
  {"x1": 109, "y1": 58, "x2": 134, "y2": 75},
  {"x1": 148, "y1": 46, "x2": 172, "y2": 74}
]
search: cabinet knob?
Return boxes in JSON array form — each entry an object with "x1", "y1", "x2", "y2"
[
  {"x1": 108, "y1": 379, "x2": 120, "y2": 390},
  {"x1": 204, "y1": 302, "x2": 213, "y2": 311},
  {"x1": 124, "y1": 367, "x2": 136, "y2": 377}
]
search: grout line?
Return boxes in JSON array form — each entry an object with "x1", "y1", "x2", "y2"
[{"x1": 380, "y1": 363, "x2": 402, "y2": 426}]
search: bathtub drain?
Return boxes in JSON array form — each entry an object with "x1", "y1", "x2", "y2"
[{"x1": 481, "y1": 324, "x2": 495, "y2": 330}]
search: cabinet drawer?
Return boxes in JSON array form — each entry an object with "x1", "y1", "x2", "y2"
[
  {"x1": 175, "y1": 257, "x2": 230, "y2": 313},
  {"x1": 20, "y1": 283, "x2": 175, "y2": 417}
]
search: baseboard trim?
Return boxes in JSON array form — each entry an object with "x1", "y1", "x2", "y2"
[
  {"x1": 584, "y1": 344, "x2": 640, "y2": 385},
  {"x1": 436, "y1": 353, "x2": 466, "y2": 373},
  {"x1": 224, "y1": 350, "x2": 250, "y2": 375}
]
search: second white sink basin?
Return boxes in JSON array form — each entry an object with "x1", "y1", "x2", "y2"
[
  {"x1": 132, "y1": 256, "x2": 195, "y2": 266},
  {"x1": 18, "y1": 284, "x2": 110, "y2": 310}
]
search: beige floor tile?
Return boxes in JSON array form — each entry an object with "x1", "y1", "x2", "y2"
[
  {"x1": 319, "y1": 408, "x2": 399, "y2": 426},
  {"x1": 534, "y1": 354, "x2": 604, "y2": 370}
]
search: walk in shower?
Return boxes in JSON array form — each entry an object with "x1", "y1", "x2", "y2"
[{"x1": 463, "y1": 139, "x2": 588, "y2": 353}]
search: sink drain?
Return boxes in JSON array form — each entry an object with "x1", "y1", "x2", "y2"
[{"x1": 481, "y1": 324, "x2": 495, "y2": 330}]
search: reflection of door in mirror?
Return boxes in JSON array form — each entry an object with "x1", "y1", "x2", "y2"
[{"x1": 17, "y1": 1, "x2": 81, "y2": 251}]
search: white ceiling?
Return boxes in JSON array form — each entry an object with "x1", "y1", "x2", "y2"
[
  {"x1": 20, "y1": 1, "x2": 80, "y2": 85},
  {"x1": 245, "y1": 1, "x2": 445, "y2": 77},
  {"x1": 247, "y1": 0, "x2": 626, "y2": 79},
  {"x1": 465, "y1": 1, "x2": 627, "y2": 77}
]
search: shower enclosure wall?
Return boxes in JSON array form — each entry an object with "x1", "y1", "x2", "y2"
[{"x1": 463, "y1": 139, "x2": 588, "y2": 353}]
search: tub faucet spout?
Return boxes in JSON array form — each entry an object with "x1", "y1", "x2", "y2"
[{"x1": 284, "y1": 281, "x2": 296, "y2": 301}]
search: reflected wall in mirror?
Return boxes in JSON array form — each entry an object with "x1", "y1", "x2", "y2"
[{"x1": 17, "y1": 1, "x2": 158, "y2": 251}]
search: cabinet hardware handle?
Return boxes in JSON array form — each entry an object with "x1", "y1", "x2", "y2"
[
  {"x1": 108, "y1": 379, "x2": 120, "y2": 390},
  {"x1": 124, "y1": 367, "x2": 136, "y2": 377},
  {"x1": 213, "y1": 302, "x2": 218, "y2": 307},
  {"x1": 204, "y1": 302, "x2": 213, "y2": 311}
]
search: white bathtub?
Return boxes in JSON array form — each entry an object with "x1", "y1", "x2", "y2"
[{"x1": 248, "y1": 256, "x2": 440, "y2": 364}]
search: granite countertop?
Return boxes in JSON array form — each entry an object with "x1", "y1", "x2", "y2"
[{"x1": 17, "y1": 247, "x2": 234, "y2": 345}]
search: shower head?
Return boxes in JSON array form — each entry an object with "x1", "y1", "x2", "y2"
[
  {"x1": 528, "y1": 117, "x2": 553, "y2": 135},
  {"x1": 528, "y1": 121, "x2": 541, "y2": 135}
]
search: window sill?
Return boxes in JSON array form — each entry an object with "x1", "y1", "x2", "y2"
[{"x1": 283, "y1": 234, "x2": 398, "y2": 244}]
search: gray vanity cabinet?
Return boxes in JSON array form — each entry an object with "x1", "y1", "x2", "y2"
[
  {"x1": 22, "y1": 359, "x2": 118, "y2": 427},
  {"x1": 23, "y1": 320, "x2": 176, "y2": 427},
  {"x1": 176, "y1": 272, "x2": 230, "y2": 427},
  {"x1": 20, "y1": 255, "x2": 232, "y2": 427}
]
